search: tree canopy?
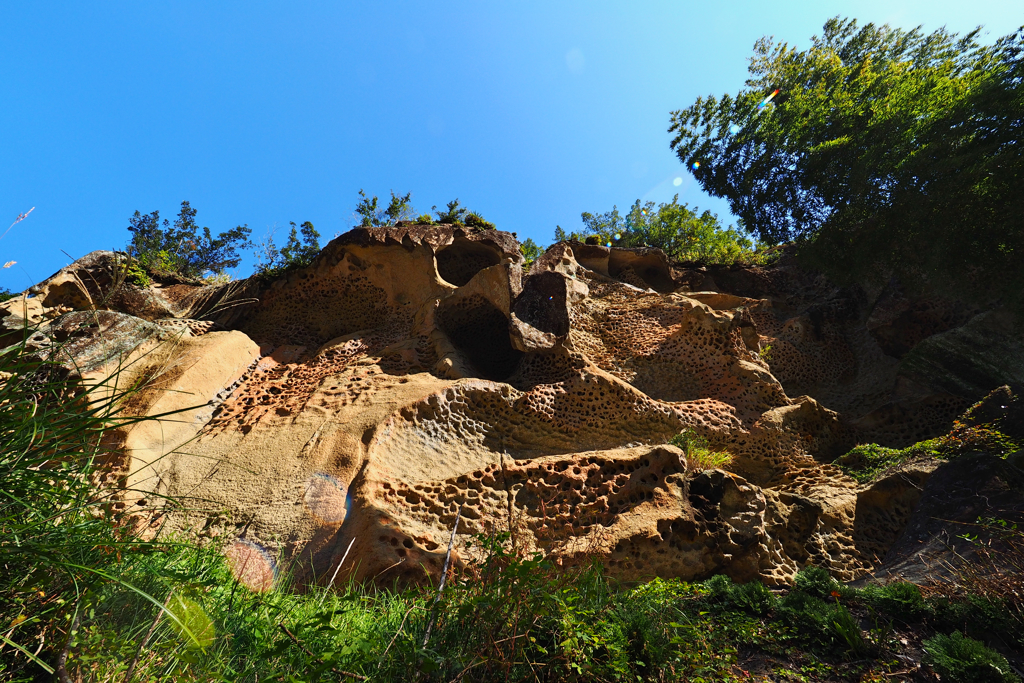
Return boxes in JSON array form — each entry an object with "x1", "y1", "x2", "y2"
[
  {"x1": 555, "y1": 195, "x2": 761, "y2": 265},
  {"x1": 127, "y1": 201, "x2": 251, "y2": 279},
  {"x1": 668, "y1": 17, "x2": 1024, "y2": 306}
]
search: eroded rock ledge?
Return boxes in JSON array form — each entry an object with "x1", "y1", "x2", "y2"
[{"x1": 4, "y1": 224, "x2": 1018, "y2": 588}]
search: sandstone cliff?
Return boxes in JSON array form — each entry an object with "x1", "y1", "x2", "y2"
[{"x1": 3, "y1": 225, "x2": 1019, "y2": 589}]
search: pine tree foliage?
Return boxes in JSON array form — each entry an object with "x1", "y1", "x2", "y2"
[{"x1": 668, "y1": 17, "x2": 1024, "y2": 306}]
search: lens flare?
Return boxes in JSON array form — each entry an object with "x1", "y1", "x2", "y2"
[
  {"x1": 304, "y1": 473, "x2": 349, "y2": 524},
  {"x1": 757, "y1": 89, "x2": 780, "y2": 110},
  {"x1": 673, "y1": 177, "x2": 683, "y2": 186},
  {"x1": 166, "y1": 594, "x2": 216, "y2": 650},
  {"x1": 691, "y1": 161, "x2": 700, "y2": 170},
  {"x1": 225, "y1": 539, "x2": 277, "y2": 592},
  {"x1": 729, "y1": 123, "x2": 741, "y2": 134},
  {"x1": 614, "y1": 233, "x2": 621, "y2": 240}
]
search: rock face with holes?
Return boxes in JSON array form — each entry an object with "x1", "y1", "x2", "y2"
[{"x1": 11, "y1": 224, "x2": 1019, "y2": 588}]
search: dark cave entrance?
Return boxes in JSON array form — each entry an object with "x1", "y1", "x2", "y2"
[
  {"x1": 513, "y1": 271, "x2": 569, "y2": 336},
  {"x1": 438, "y1": 294, "x2": 524, "y2": 381},
  {"x1": 435, "y1": 238, "x2": 502, "y2": 287}
]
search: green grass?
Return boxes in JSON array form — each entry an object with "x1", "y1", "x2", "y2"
[{"x1": 669, "y1": 429, "x2": 735, "y2": 472}]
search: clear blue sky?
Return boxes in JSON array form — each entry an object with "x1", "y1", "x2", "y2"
[{"x1": 2, "y1": 1, "x2": 1020, "y2": 289}]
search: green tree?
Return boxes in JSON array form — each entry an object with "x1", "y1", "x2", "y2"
[
  {"x1": 255, "y1": 221, "x2": 322, "y2": 277},
  {"x1": 355, "y1": 189, "x2": 414, "y2": 227},
  {"x1": 434, "y1": 199, "x2": 468, "y2": 225},
  {"x1": 279, "y1": 221, "x2": 321, "y2": 267},
  {"x1": 668, "y1": 17, "x2": 1024, "y2": 306},
  {"x1": 520, "y1": 238, "x2": 543, "y2": 267},
  {"x1": 557, "y1": 196, "x2": 759, "y2": 265},
  {"x1": 127, "y1": 201, "x2": 251, "y2": 279}
]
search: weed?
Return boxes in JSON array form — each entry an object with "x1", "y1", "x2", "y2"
[
  {"x1": 669, "y1": 428, "x2": 734, "y2": 472},
  {"x1": 922, "y1": 630, "x2": 1018, "y2": 683},
  {"x1": 860, "y1": 581, "x2": 928, "y2": 622},
  {"x1": 464, "y1": 212, "x2": 495, "y2": 230},
  {"x1": 793, "y1": 566, "x2": 847, "y2": 601}
]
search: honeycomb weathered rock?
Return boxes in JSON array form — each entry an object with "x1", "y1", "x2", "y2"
[{"x1": 12, "y1": 225, "x2": 1017, "y2": 589}]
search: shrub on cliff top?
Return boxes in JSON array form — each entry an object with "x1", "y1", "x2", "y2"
[{"x1": 127, "y1": 200, "x2": 251, "y2": 280}]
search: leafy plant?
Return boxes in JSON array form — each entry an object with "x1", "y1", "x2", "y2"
[
  {"x1": 793, "y1": 566, "x2": 844, "y2": 601},
  {"x1": 922, "y1": 631, "x2": 1018, "y2": 683},
  {"x1": 127, "y1": 201, "x2": 252, "y2": 279},
  {"x1": 464, "y1": 212, "x2": 495, "y2": 230},
  {"x1": 558, "y1": 195, "x2": 764, "y2": 266},
  {"x1": 860, "y1": 581, "x2": 928, "y2": 622},
  {"x1": 669, "y1": 428, "x2": 734, "y2": 472},
  {"x1": 433, "y1": 199, "x2": 468, "y2": 225},
  {"x1": 254, "y1": 221, "x2": 322, "y2": 278},
  {"x1": 356, "y1": 189, "x2": 415, "y2": 227}
]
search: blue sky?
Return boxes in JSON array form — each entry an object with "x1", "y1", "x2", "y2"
[{"x1": 2, "y1": 1, "x2": 1020, "y2": 289}]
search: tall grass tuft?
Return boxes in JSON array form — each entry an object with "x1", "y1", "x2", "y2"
[
  {"x1": 0, "y1": 327, "x2": 198, "y2": 680},
  {"x1": 669, "y1": 428, "x2": 734, "y2": 472}
]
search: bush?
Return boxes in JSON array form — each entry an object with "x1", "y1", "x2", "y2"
[
  {"x1": 793, "y1": 566, "x2": 843, "y2": 600},
  {"x1": 464, "y1": 212, "x2": 495, "y2": 230},
  {"x1": 703, "y1": 574, "x2": 778, "y2": 616},
  {"x1": 254, "y1": 221, "x2": 322, "y2": 278},
  {"x1": 922, "y1": 631, "x2": 1018, "y2": 683},
  {"x1": 860, "y1": 581, "x2": 928, "y2": 622},
  {"x1": 127, "y1": 200, "x2": 251, "y2": 280},
  {"x1": 433, "y1": 199, "x2": 468, "y2": 225},
  {"x1": 559, "y1": 195, "x2": 763, "y2": 265},
  {"x1": 356, "y1": 189, "x2": 415, "y2": 227}
]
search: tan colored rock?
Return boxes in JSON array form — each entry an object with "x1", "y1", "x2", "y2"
[{"x1": 32, "y1": 224, "x2": 989, "y2": 589}]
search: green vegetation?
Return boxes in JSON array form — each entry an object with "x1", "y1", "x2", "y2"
[
  {"x1": 0, "y1": 332, "x2": 198, "y2": 680},
  {"x1": 254, "y1": 221, "x2": 322, "y2": 278},
  {"x1": 354, "y1": 193, "x2": 495, "y2": 229},
  {"x1": 356, "y1": 189, "x2": 415, "y2": 227},
  {"x1": 668, "y1": 17, "x2": 1024, "y2": 308},
  {"x1": 127, "y1": 201, "x2": 251, "y2": 280},
  {"x1": 555, "y1": 195, "x2": 770, "y2": 266},
  {"x1": 835, "y1": 418, "x2": 1023, "y2": 483},
  {"x1": 669, "y1": 428, "x2": 735, "y2": 472},
  {"x1": 520, "y1": 237, "x2": 543, "y2": 268},
  {"x1": 923, "y1": 631, "x2": 1017, "y2": 683},
  {"x1": 0, "y1": 287, "x2": 16, "y2": 302},
  {"x1": 433, "y1": 198, "x2": 467, "y2": 225}
]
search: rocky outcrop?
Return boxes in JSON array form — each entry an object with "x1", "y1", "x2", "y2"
[{"x1": 7, "y1": 225, "x2": 1019, "y2": 590}]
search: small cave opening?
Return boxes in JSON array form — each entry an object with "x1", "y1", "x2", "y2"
[
  {"x1": 438, "y1": 294, "x2": 524, "y2": 381},
  {"x1": 608, "y1": 252, "x2": 675, "y2": 293},
  {"x1": 513, "y1": 271, "x2": 569, "y2": 336},
  {"x1": 435, "y1": 238, "x2": 502, "y2": 287}
]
